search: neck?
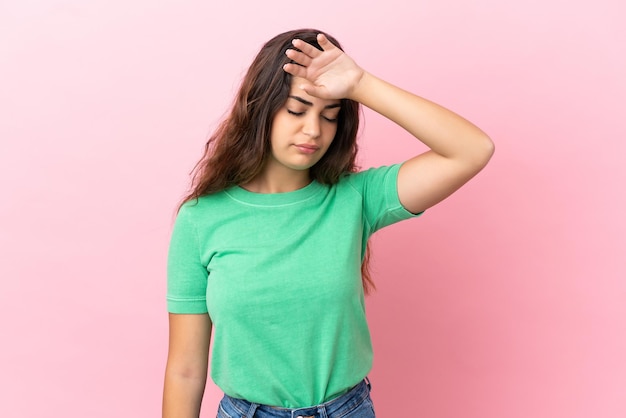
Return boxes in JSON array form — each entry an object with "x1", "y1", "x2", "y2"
[{"x1": 241, "y1": 165, "x2": 312, "y2": 194}]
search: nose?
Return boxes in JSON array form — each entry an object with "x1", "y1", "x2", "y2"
[{"x1": 302, "y1": 114, "x2": 321, "y2": 139}]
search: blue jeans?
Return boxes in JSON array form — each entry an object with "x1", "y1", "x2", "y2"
[{"x1": 216, "y1": 379, "x2": 376, "y2": 418}]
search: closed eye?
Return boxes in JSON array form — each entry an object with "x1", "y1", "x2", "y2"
[{"x1": 288, "y1": 109, "x2": 338, "y2": 123}]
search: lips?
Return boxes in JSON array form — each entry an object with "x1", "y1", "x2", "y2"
[{"x1": 293, "y1": 143, "x2": 319, "y2": 154}]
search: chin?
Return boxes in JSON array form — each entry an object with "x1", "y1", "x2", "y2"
[{"x1": 286, "y1": 158, "x2": 321, "y2": 171}]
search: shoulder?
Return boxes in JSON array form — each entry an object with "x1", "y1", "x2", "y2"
[
  {"x1": 174, "y1": 191, "x2": 233, "y2": 229},
  {"x1": 179, "y1": 190, "x2": 230, "y2": 213},
  {"x1": 340, "y1": 163, "x2": 402, "y2": 191}
]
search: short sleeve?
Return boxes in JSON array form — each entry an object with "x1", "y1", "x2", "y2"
[
  {"x1": 347, "y1": 163, "x2": 423, "y2": 235},
  {"x1": 166, "y1": 205, "x2": 209, "y2": 314}
]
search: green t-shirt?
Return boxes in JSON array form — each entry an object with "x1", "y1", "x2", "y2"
[{"x1": 167, "y1": 163, "x2": 421, "y2": 408}]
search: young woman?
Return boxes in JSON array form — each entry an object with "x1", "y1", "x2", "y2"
[{"x1": 163, "y1": 29, "x2": 494, "y2": 418}]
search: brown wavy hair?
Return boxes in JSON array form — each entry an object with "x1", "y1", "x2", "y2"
[{"x1": 180, "y1": 29, "x2": 374, "y2": 293}]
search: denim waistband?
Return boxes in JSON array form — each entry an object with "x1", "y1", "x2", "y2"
[{"x1": 222, "y1": 378, "x2": 371, "y2": 418}]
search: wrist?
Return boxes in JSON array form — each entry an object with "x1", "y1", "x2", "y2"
[{"x1": 347, "y1": 70, "x2": 373, "y2": 103}]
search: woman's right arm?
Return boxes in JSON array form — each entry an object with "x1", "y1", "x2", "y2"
[{"x1": 163, "y1": 313, "x2": 212, "y2": 418}]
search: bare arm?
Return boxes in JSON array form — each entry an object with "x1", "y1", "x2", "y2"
[
  {"x1": 285, "y1": 34, "x2": 494, "y2": 214},
  {"x1": 350, "y1": 72, "x2": 494, "y2": 214},
  {"x1": 162, "y1": 313, "x2": 212, "y2": 418}
]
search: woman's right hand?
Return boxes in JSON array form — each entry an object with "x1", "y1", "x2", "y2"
[{"x1": 283, "y1": 33, "x2": 365, "y2": 101}]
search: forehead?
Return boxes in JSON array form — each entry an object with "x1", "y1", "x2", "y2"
[{"x1": 288, "y1": 77, "x2": 341, "y2": 107}]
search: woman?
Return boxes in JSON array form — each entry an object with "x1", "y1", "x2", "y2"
[{"x1": 163, "y1": 29, "x2": 494, "y2": 418}]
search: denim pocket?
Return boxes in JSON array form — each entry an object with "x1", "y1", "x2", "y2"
[
  {"x1": 341, "y1": 394, "x2": 376, "y2": 418},
  {"x1": 217, "y1": 399, "x2": 236, "y2": 418}
]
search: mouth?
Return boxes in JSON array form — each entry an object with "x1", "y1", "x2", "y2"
[{"x1": 293, "y1": 144, "x2": 319, "y2": 154}]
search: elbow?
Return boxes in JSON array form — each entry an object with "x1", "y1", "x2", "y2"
[
  {"x1": 473, "y1": 134, "x2": 495, "y2": 169},
  {"x1": 165, "y1": 358, "x2": 209, "y2": 381},
  {"x1": 165, "y1": 365, "x2": 208, "y2": 383}
]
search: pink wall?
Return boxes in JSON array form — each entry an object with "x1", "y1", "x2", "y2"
[{"x1": 1, "y1": 1, "x2": 624, "y2": 417}]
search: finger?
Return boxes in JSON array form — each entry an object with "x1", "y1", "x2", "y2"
[
  {"x1": 291, "y1": 38, "x2": 322, "y2": 58},
  {"x1": 285, "y1": 48, "x2": 312, "y2": 67},
  {"x1": 316, "y1": 33, "x2": 338, "y2": 52},
  {"x1": 282, "y1": 62, "x2": 307, "y2": 78},
  {"x1": 298, "y1": 83, "x2": 327, "y2": 99}
]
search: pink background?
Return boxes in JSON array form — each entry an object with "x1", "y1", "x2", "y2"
[{"x1": 1, "y1": 0, "x2": 624, "y2": 417}]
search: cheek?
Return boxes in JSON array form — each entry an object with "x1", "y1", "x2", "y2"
[
  {"x1": 269, "y1": 118, "x2": 289, "y2": 145},
  {"x1": 326, "y1": 125, "x2": 339, "y2": 144},
  {"x1": 323, "y1": 120, "x2": 338, "y2": 135}
]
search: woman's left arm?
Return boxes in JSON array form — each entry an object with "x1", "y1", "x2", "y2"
[
  {"x1": 350, "y1": 72, "x2": 495, "y2": 214},
  {"x1": 285, "y1": 34, "x2": 494, "y2": 214}
]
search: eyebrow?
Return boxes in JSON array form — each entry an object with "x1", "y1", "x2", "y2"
[{"x1": 288, "y1": 95, "x2": 341, "y2": 109}]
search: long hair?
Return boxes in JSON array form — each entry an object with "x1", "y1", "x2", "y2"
[{"x1": 180, "y1": 29, "x2": 374, "y2": 293}]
